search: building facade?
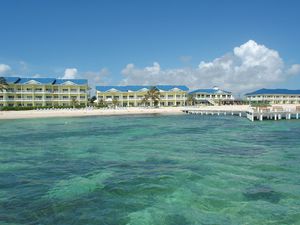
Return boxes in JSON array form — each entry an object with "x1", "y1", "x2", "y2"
[
  {"x1": 189, "y1": 87, "x2": 234, "y2": 105},
  {"x1": 245, "y1": 89, "x2": 300, "y2": 104},
  {"x1": 96, "y1": 85, "x2": 189, "y2": 107},
  {"x1": 0, "y1": 77, "x2": 89, "y2": 107}
]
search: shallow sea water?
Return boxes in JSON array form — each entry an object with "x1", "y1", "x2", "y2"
[{"x1": 0, "y1": 114, "x2": 300, "y2": 225}]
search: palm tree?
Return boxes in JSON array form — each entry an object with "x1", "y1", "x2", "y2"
[
  {"x1": 112, "y1": 97, "x2": 119, "y2": 108},
  {"x1": 0, "y1": 77, "x2": 8, "y2": 92},
  {"x1": 142, "y1": 86, "x2": 160, "y2": 107},
  {"x1": 98, "y1": 99, "x2": 107, "y2": 108},
  {"x1": 71, "y1": 97, "x2": 79, "y2": 108},
  {"x1": 187, "y1": 95, "x2": 196, "y2": 106}
]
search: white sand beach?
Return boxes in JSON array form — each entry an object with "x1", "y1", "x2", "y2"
[{"x1": 0, "y1": 105, "x2": 252, "y2": 120}]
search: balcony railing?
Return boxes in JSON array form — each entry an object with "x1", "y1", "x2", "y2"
[
  {"x1": 101, "y1": 97, "x2": 187, "y2": 101},
  {"x1": 0, "y1": 98, "x2": 87, "y2": 102},
  {"x1": 2, "y1": 90, "x2": 87, "y2": 94}
]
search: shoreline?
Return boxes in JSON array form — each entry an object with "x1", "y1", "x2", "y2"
[
  {"x1": 0, "y1": 106, "x2": 252, "y2": 120},
  {"x1": 2, "y1": 104, "x2": 298, "y2": 120},
  {"x1": 0, "y1": 107, "x2": 186, "y2": 120}
]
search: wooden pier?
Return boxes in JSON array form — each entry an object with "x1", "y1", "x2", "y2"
[{"x1": 183, "y1": 108, "x2": 300, "y2": 122}]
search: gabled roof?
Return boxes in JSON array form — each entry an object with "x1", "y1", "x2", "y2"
[
  {"x1": 18, "y1": 78, "x2": 56, "y2": 85},
  {"x1": 245, "y1": 88, "x2": 300, "y2": 95},
  {"x1": 1, "y1": 76, "x2": 87, "y2": 85},
  {"x1": 3, "y1": 77, "x2": 20, "y2": 84},
  {"x1": 54, "y1": 79, "x2": 88, "y2": 85},
  {"x1": 96, "y1": 85, "x2": 189, "y2": 92},
  {"x1": 189, "y1": 88, "x2": 231, "y2": 94}
]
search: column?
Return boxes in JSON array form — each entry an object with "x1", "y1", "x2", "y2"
[{"x1": 43, "y1": 85, "x2": 46, "y2": 106}]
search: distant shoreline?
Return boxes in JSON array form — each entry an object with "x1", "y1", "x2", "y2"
[{"x1": 0, "y1": 106, "x2": 251, "y2": 120}]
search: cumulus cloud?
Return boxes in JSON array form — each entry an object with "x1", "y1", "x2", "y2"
[
  {"x1": 287, "y1": 64, "x2": 300, "y2": 75},
  {"x1": 121, "y1": 40, "x2": 300, "y2": 94},
  {"x1": 61, "y1": 68, "x2": 78, "y2": 79},
  {"x1": 82, "y1": 68, "x2": 111, "y2": 95},
  {"x1": 0, "y1": 64, "x2": 11, "y2": 74}
]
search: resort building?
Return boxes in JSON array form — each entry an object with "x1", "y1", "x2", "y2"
[
  {"x1": 96, "y1": 85, "x2": 189, "y2": 107},
  {"x1": 245, "y1": 89, "x2": 300, "y2": 104},
  {"x1": 189, "y1": 87, "x2": 234, "y2": 105},
  {"x1": 0, "y1": 77, "x2": 89, "y2": 107}
]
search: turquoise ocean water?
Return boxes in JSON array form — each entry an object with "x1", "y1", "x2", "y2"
[{"x1": 0, "y1": 114, "x2": 300, "y2": 225}]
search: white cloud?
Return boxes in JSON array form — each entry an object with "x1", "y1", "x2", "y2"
[
  {"x1": 287, "y1": 64, "x2": 300, "y2": 75},
  {"x1": 61, "y1": 68, "x2": 78, "y2": 79},
  {"x1": 0, "y1": 64, "x2": 11, "y2": 75},
  {"x1": 121, "y1": 40, "x2": 299, "y2": 94},
  {"x1": 82, "y1": 68, "x2": 111, "y2": 95}
]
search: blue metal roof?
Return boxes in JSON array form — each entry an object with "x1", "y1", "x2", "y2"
[
  {"x1": 3, "y1": 77, "x2": 20, "y2": 84},
  {"x1": 189, "y1": 88, "x2": 231, "y2": 94},
  {"x1": 1, "y1": 76, "x2": 87, "y2": 85},
  {"x1": 54, "y1": 79, "x2": 88, "y2": 85},
  {"x1": 18, "y1": 78, "x2": 56, "y2": 84},
  {"x1": 245, "y1": 88, "x2": 300, "y2": 95},
  {"x1": 96, "y1": 85, "x2": 189, "y2": 92}
]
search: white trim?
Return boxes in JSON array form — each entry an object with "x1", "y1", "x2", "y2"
[
  {"x1": 60, "y1": 81, "x2": 77, "y2": 85},
  {"x1": 24, "y1": 80, "x2": 41, "y2": 85}
]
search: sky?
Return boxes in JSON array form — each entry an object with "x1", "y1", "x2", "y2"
[{"x1": 0, "y1": 0, "x2": 300, "y2": 95}]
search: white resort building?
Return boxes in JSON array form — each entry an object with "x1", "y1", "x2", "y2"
[
  {"x1": 189, "y1": 87, "x2": 234, "y2": 105},
  {"x1": 245, "y1": 89, "x2": 300, "y2": 104},
  {"x1": 0, "y1": 77, "x2": 89, "y2": 107},
  {"x1": 96, "y1": 85, "x2": 189, "y2": 107}
]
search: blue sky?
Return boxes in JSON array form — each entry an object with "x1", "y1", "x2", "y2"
[{"x1": 0, "y1": 0, "x2": 300, "y2": 93}]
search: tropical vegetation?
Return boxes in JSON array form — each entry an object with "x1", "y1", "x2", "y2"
[
  {"x1": 0, "y1": 77, "x2": 8, "y2": 92},
  {"x1": 142, "y1": 87, "x2": 160, "y2": 107},
  {"x1": 71, "y1": 97, "x2": 79, "y2": 108},
  {"x1": 112, "y1": 97, "x2": 119, "y2": 108},
  {"x1": 187, "y1": 95, "x2": 196, "y2": 106}
]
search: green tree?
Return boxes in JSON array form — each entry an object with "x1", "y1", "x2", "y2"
[
  {"x1": 112, "y1": 97, "x2": 119, "y2": 108},
  {"x1": 142, "y1": 86, "x2": 160, "y2": 107},
  {"x1": 98, "y1": 99, "x2": 107, "y2": 108},
  {"x1": 0, "y1": 77, "x2": 8, "y2": 92},
  {"x1": 88, "y1": 96, "x2": 97, "y2": 106},
  {"x1": 71, "y1": 97, "x2": 79, "y2": 108},
  {"x1": 187, "y1": 95, "x2": 196, "y2": 106}
]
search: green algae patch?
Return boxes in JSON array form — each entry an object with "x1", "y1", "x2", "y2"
[{"x1": 47, "y1": 171, "x2": 112, "y2": 200}]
